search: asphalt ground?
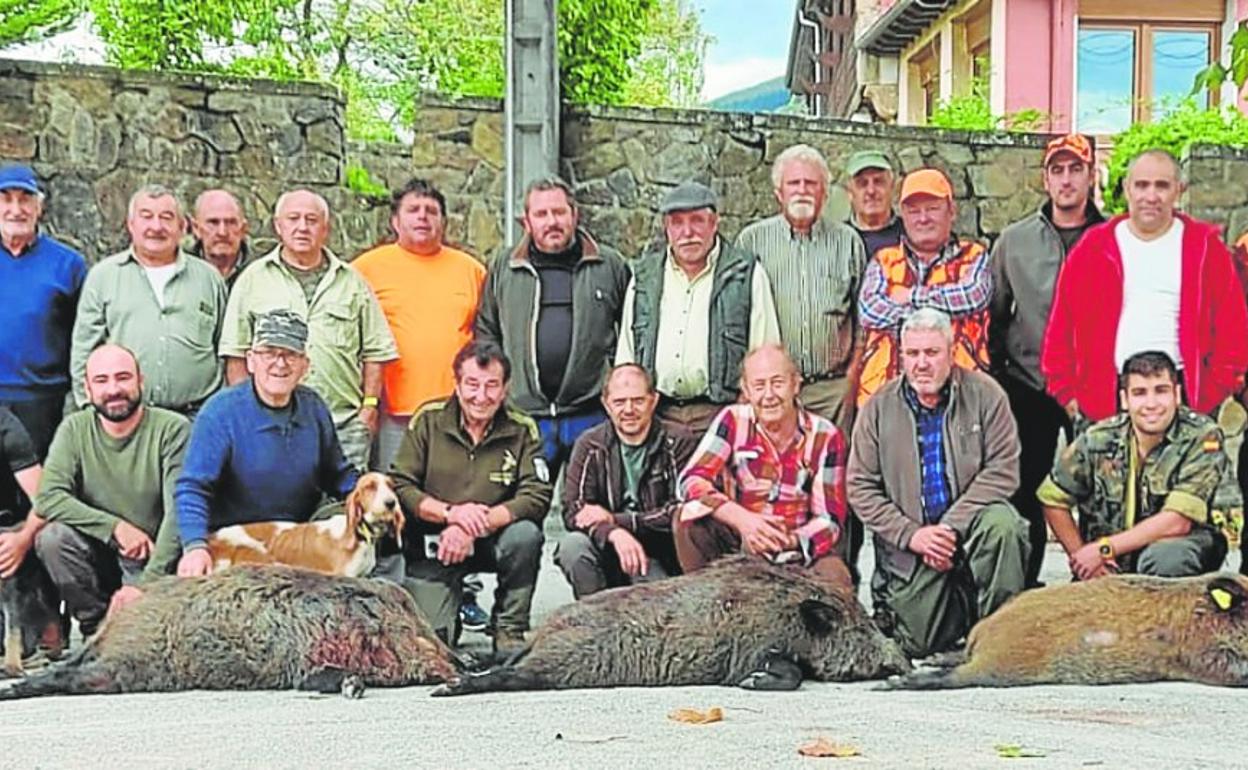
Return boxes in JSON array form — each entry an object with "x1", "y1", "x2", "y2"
[{"x1": 2, "y1": 532, "x2": 1247, "y2": 768}]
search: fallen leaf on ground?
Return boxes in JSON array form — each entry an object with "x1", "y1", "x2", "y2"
[
  {"x1": 667, "y1": 707, "x2": 724, "y2": 724},
  {"x1": 995, "y1": 743, "x2": 1047, "y2": 758},
  {"x1": 798, "y1": 737, "x2": 862, "y2": 758}
]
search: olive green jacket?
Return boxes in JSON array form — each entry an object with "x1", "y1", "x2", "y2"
[{"x1": 391, "y1": 396, "x2": 553, "y2": 542}]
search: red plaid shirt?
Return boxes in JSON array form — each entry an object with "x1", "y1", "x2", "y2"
[{"x1": 678, "y1": 405, "x2": 847, "y2": 563}]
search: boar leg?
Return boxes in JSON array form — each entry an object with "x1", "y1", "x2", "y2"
[
  {"x1": 297, "y1": 666, "x2": 353, "y2": 694},
  {"x1": 738, "y1": 648, "x2": 803, "y2": 691}
]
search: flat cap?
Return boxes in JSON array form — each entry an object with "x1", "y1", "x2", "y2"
[{"x1": 659, "y1": 181, "x2": 717, "y2": 214}]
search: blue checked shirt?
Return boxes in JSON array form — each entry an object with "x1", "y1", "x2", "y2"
[{"x1": 902, "y1": 381, "x2": 952, "y2": 524}]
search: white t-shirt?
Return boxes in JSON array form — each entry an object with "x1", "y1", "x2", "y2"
[
  {"x1": 1113, "y1": 218, "x2": 1184, "y2": 369},
  {"x1": 142, "y1": 263, "x2": 179, "y2": 309}
]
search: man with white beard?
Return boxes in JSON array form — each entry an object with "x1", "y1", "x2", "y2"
[{"x1": 737, "y1": 145, "x2": 866, "y2": 437}]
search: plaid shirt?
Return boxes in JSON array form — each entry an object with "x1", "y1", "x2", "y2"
[
  {"x1": 678, "y1": 404, "x2": 847, "y2": 563},
  {"x1": 858, "y1": 237, "x2": 992, "y2": 331},
  {"x1": 902, "y1": 381, "x2": 953, "y2": 524}
]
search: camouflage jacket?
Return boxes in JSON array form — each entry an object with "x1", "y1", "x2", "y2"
[{"x1": 1037, "y1": 407, "x2": 1241, "y2": 547}]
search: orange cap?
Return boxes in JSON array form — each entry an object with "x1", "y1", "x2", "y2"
[
  {"x1": 899, "y1": 168, "x2": 953, "y2": 203},
  {"x1": 1043, "y1": 134, "x2": 1093, "y2": 166}
]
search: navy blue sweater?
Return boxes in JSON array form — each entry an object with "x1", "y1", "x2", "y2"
[
  {"x1": 0, "y1": 234, "x2": 87, "y2": 400},
  {"x1": 175, "y1": 382, "x2": 358, "y2": 547}
]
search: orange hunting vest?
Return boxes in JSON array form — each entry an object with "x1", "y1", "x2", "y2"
[{"x1": 856, "y1": 241, "x2": 991, "y2": 407}]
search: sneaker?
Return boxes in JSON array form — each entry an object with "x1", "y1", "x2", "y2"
[{"x1": 458, "y1": 597, "x2": 490, "y2": 633}]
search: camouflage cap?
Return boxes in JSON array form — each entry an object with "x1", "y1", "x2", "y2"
[{"x1": 252, "y1": 309, "x2": 308, "y2": 353}]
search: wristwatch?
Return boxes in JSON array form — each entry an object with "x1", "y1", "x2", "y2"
[{"x1": 1097, "y1": 536, "x2": 1115, "y2": 561}]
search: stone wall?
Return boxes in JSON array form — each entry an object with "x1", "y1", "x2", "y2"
[
  {"x1": 412, "y1": 96, "x2": 1061, "y2": 259},
  {"x1": 0, "y1": 58, "x2": 387, "y2": 259},
  {"x1": 5, "y1": 57, "x2": 1248, "y2": 265},
  {"x1": 1183, "y1": 144, "x2": 1248, "y2": 244}
]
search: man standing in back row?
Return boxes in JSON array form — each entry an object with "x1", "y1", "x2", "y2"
[
  {"x1": 475, "y1": 177, "x2": 630, "y2": 479},
  {"x1": 989, "y1": 134, "x2": 1104, "y2": 587}
]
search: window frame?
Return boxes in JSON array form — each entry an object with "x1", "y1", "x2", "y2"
[{"x1": 1077, "y1": 19, "x2": 1220, "y2": 130}]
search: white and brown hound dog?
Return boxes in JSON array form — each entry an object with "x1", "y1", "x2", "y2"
[{"x1": 207, "y1": 472, "x2": 405, "y2": 578}]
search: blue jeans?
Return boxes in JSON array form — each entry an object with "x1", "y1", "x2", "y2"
[{"x1": 537, "y1": 408, "x2": 606, "y2": 478}]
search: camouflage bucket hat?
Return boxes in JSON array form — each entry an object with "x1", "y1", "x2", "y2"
[{"x1": 252, "y1": 309, "x2": 308, "y2": 353}]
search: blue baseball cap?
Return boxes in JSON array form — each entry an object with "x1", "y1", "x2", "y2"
[{"x1": 0, "y1": 165, "x2": 41, "y2": 195}]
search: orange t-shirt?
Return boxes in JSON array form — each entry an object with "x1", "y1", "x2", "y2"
[{"x1": 352, "y1": 243, "x2": 486, "y2": 415}]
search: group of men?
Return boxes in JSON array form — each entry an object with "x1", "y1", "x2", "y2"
[{"x1": 1, "y1": 125, "x2": 1245, "y2": 663}]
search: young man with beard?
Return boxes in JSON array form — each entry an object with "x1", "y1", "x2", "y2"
[
  {"x1": 34, "y1": 345, "x2": 189, "y2": 636},
  {"x1": 988, "y1": 134, "x2": 1104, "y2": 586},
  {"x1": 475, "y1": 177, "x2": 630, "y2": 479},
  {"x1": 1038, "y1": 351, "x2": 1232, "y2": 580}
]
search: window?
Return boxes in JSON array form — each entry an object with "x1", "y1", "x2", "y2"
[
  {"x1": 1076, "y1": 22, "x2": 1216, "y2": 133},
  {"x1": 911, "y1": 40, "x2": 941, "y2": 123}
]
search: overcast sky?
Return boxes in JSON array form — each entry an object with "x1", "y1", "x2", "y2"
[{"x1": 695, "y1": 0, "x2": 792, "y2": 100}]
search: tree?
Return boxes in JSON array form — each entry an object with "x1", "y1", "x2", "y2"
[
  {"x1": 2, "y1": 0, "x2": 707, "y2": 138},
  {"x1": 0, "y1": 0, "x2": 83, "y2": 48}
]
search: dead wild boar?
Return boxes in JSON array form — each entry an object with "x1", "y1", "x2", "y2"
[
  {"x1": 887, "y1": 573, "x2": 1248, "y2": 689},
  {"x1": 434, "y1": 554, "x2": 910, "y2": 696},
  {"x1": 0, "y1": 564, "x2": 458, "y2": 700}
]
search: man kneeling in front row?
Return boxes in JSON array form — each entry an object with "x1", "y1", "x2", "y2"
[
  {"x1": 1039, "y1": 350, "x2": 1232, "y2": 580},
  {"x1": 556, "y1": 364, "x2": 697, "y2": 597},
  {"x1": 676, "y1": 344, "x2": 853, "y2": 588},
  {"x1": 391, "y1": 341, "x2": 551, "y2": 653},
  {"x1": 848, "y1": 308, "x2": 1028, "y2": 658}
]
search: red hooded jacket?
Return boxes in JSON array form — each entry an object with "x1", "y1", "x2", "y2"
[{"x1": 1041, "y1": 213, "x2": 1248, "y2": 421}]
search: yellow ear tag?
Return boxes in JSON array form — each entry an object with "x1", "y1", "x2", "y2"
[{"x1": 1212, "y1": 588, "x2": 1234, "y2": 611}]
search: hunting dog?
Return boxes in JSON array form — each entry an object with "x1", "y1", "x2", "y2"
[
  {"x1": 207, "y1": 472, "x2": 405, "y2": 577},
  {"x1": 0, "y1": 531, "x2": 64, "y2": 677}
]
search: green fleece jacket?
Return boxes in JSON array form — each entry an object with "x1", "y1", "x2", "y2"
[{"x1": 37, "y1": 407, "x2": 189, "y2": 582}]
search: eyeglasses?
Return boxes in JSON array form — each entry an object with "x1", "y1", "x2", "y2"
[{"x1": 252, "y1": 348, "x2": 302, "y2": 364}]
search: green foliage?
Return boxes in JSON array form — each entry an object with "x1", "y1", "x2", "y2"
[
  {"x1": 927, "y1": 70, "x2": 1046, "y2": 132},
  {"x1": 1192, "y1": 21, "x2": 1248, "y2": 96},
  {"x1": 1104, "y1": 100, "x2": 1248, "y2": 213},
  {"x1": 8, "y1": 0, "x2": 707, "y2": 138},
  {"x1": 345, "y1": 162, "x2": 388, "y2": 200},
  {"x1": 0, "y1": 0, "x2": 84, "y2": 47}
]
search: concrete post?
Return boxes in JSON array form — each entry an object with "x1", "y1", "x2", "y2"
[{"x1": 504, "y1": 0, "x2": 560, "y2": 244}]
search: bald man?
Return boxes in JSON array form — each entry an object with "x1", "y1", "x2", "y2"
[
  {"x1": 35, "y1": 345, "x2": 189, "y2": 635},
  {"x1": 676, "y1": 345, "x2": 852, "y2": 588},
  {"x1": 219, "y1": 189, "x2": 397, "y2": 471},
  {"x1": 190, "y1": 189, "x2": 252, "y2": 289}
]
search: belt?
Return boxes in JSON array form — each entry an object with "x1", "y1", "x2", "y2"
[
  {"x1": 801, "y1": 371, "x2": 844, "y2": 386},
  {"x1": 659, "y1": 393, "x2": 714, "y2": 408}
]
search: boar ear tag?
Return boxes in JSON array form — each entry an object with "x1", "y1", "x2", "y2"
[
  {"x1": 1208, "y1": 577, "x2": 1246, "y2": 612},
  {"x1": 799, "y1": 599, "x2": 844, "y2": 635}
]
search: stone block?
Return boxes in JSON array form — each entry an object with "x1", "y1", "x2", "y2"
[
  {"x1": 715, "y1": 135, "x2": 764, "y2": 178},
  {"x1": 470, "y1": 116, "x2": 504, "y2": 169},
  {"x1": 605, "y1": 168, "x2": 638, "y2": 206},
  {"x1": 0, "y1": 126, "x2": 36, "y2": 159},
  {"x1": 575, "y1": 179, "x2": 614, "y2": 207},
  {"x1": 967, "y1": 163, "x2": 1020, "y2": 199},
  {"x1": 191, "y1": 113, "x2": 245, "y2": 154},
  {"x1": 650, "y1": 141, "x2": 711, "y2": 185},
  {"x1": 305, "y1": 119, "x2": 344, "y2": 158},
  {"x1": 570, "y1": 140, "x2": 626, "y2": 181}
]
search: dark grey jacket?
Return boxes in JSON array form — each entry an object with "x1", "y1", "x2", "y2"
[
  {"x1": 475, "y1": 230, "x2": 631, "y2": 417},
  {"x1": 988, "y1": 201, "x2": 1103, "y2": 391}
]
